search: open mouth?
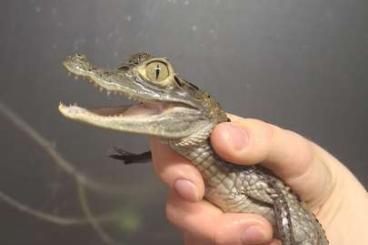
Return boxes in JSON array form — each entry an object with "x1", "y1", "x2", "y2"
[
  {"x1": 58, "y1": 53, "x2": 171, "y2": 120},
  {"x1": 59, "y1": 100, "x2": 173, "y2": 120},
  {"x1": 58, "y1": 72, "x2": 174, "y2": 119}
]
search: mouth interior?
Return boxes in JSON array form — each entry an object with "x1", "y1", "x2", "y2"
[{"x1": 88, "y1": 102, "x2": 168, "y2": 117}]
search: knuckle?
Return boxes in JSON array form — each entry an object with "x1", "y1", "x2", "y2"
[
  {"x1": 283, "y1": 129, "x2": 314, "y2": 167},
  {"x1": 212, "y1": 223, "x2": 237, "y2": 245},
  {"x1": 213, "y1": 233, "x2": 235, "y2": 245},
  {"x1": 165, "y1": 200, "x2": 178, "y2": 226},
  {"x1": 247, "y1": 121, "x2": 276, "y2": 163}
]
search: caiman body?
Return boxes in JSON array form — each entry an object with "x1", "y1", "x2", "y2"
[{"x1": 59, "y1": 53, "x2": 328, "y2": 245}]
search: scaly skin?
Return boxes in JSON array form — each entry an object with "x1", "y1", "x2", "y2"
[{"x1": 59, "y1": 53, "x2": 328, "y2": 244}]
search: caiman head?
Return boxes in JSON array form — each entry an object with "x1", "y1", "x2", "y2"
[{"x1": 59, "y1": 53, "x2": 228, "y2": 140}]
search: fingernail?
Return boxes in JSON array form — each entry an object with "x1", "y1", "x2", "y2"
[
  {"x1": 241, "y1": 225, "x2": 268, "y2": 244},
  {"x1": 174, "y1": 179, "x2": 199, "y2": 202},
  {"x1": 224, "y1": 124, "x2": 249, "y2": 151}
]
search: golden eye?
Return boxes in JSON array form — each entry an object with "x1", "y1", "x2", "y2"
[{"x1": 146, "y1": 61, "x2": 170, "y2": 82}]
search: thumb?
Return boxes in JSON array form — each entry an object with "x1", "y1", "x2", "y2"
[{"x1": 210, "y1": 116, "x2": 334, "y2": 206}]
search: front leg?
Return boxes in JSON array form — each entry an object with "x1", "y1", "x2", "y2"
[{"x1": 109, "y1": 147, "x2": 152, "y2": 164}]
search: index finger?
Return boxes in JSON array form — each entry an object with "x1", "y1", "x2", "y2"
[{"x1": 149, "y1": 137, "x2": 206, "y2": 202}]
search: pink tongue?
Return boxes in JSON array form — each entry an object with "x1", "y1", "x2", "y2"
[
  {"x1": 90, "y1": 106, "x2": 129, "y2": 116},
  {"x1": 89, "y1": 102, "x2": 166, "y2": 117},
  {"x1": 124, "y1": 103, "x2": 163, "y2": 116}
]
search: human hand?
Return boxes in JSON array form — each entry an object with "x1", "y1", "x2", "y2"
[{"x1": 149, "y1": 114, "x2": 368, "y2": 245}]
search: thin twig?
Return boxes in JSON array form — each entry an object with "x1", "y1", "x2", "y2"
[
  {"x1": 77, "y1": 182, "x2": 122, "y2": 245},
  {"x1": 0, "y1": 101, "x2": 141, "y2": 244},
  {"x1": 0, "y1": 188, "x2": 118, "y2": 225},
  {"x1": 0, "y1": 101, "x2": 138, "y2": 195}
]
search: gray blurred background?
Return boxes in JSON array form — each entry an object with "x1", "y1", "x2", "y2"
[{"x1": 0, "y1": 0, "x2": 367, "y2": 244}]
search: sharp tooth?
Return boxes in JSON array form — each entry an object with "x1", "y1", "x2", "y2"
[
  {"x1": 106, "y1": 91, "x2": 111, "y2": 96},
  {"x1": 99, "y1": 87, "x2": 104, "y2": 92},
  {"x1": 74, "y1": 76, "x2": 79, "y2": 80}
]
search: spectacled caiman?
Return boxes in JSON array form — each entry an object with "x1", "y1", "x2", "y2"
[{"x1": 58, "y1": 53, "x2": 328, "y2": 245}]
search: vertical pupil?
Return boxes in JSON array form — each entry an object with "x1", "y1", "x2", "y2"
[{"x1": 155, "y1": 64, "x2": 161, "y2": 79}]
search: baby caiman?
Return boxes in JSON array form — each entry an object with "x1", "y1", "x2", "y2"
[{"x1": 59, "y1": 53, "x2": 328, "y2": 245}]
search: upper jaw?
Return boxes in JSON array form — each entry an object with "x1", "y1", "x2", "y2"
[
  {"x1": 63, "y1": 53, "x2": 149, "y2": 101},
  {"x1": 62, "y1": 53, "x2": 198, "y2": 107}
]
